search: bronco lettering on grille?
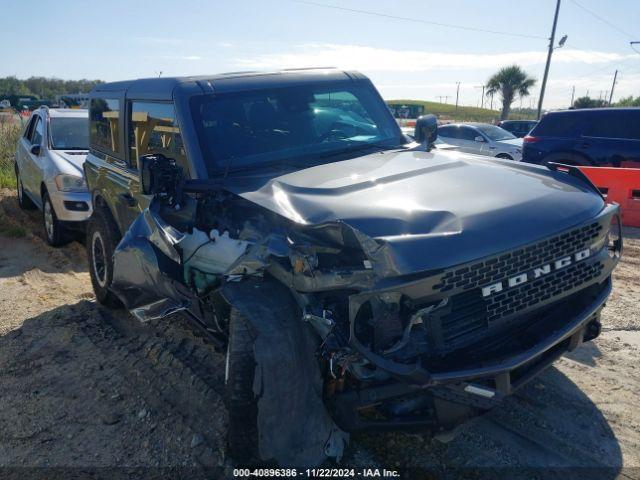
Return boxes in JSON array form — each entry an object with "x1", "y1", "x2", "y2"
[{"x1": 481, "y1": 248, "x2": 591, "y2": 297}]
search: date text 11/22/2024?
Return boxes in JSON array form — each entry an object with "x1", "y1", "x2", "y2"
[{"x1": 233, "y1": 468, "x2": 401, "y2": 477}]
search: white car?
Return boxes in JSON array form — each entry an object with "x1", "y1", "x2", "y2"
[
  {"x1": 15, "y1": 107, "x2": 91, "y2": 246},
  {"x1": 437, "y1": 122, "x2": 523, "y2": 161}
]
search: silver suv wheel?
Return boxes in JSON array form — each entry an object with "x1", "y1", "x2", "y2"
[{"x1": 43, "y1": 199, "x2": 55, "y2": 241}]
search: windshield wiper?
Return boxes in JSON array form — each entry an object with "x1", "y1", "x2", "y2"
[{"x1": 319, "y1": 142, "x2": 400, "y2": 159}]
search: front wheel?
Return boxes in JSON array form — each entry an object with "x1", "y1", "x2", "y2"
[
  {"x1": 42, "y1": 191, "x2": 70, "y2": 247},
  {"x1": 225, "y1": 308, "x2": 260, "y2": 464},
  {"x1": 87, "y1": 207, "x2": 122, "y2": 308}
]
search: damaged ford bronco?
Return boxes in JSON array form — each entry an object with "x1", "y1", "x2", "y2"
[{"x1": 84, "y1": 69, "x2": 622, "y2": 466}]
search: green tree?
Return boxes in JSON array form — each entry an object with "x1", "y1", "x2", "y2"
[
  {"x1": 0, "y1": 76, "x2": 31, "y2": 96},
  {"x1": 616, "y1": 95, "x2": 640, "y2": 107},
  {"x1": 572, "y1": 96, "x2": 607, "y2": 109},
  {"x1": 486, "y1": 65, "x2": 536, "y2": 120},
  {"x1": 0, "y1": 76, "x2": 103, "y2": 100}
]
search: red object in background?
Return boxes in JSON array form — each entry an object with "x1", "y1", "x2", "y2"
[{"x1": 579, "y1": 167, "x2": 640, "y2": 228}]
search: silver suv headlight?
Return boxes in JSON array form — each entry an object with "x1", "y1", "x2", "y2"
[{"x1": 54, "y1": 174, "x2": 87, "y2": 192}]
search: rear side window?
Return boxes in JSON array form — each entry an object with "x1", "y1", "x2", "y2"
[
  {"x1": 90, "y1": 98, "x2": 121, "y2": 155},
  {"x1": 24, "y1": 115, "x2": 38, "y2": 140},
  {"x1": 583, "y1": 111, "x2": 640, "y2": 140},
  {"x1": 128, "y1": 101, "x2": 188, "y2": 173},
  {"x1": 459, "y1": 127, "x2": 478, "y2": 141},
  {"x1": 531, "y1": 113, "x2": 584, "y2": 137},
  {"x1": 31, "y1": 116, "x2": 44, "y2": 145},
  {"x1": 438, "y1": 125, "x2": 457, "y2": 138}
]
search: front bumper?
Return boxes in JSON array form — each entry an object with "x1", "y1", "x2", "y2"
[
  {"x1": 330, "y1": 278, "x2": 610, "y2": 432},
  {"x1": 330, "y1": 205, "x2": 621, "y2": 431},
  {"x1": 48, "y1": 189, "x2": 92, "y2": 222}
]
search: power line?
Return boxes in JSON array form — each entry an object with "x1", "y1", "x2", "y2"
[
  {"x1": 569, "y1": 0, "x2": 636, "y2": 39},
  {"x1": 292, "y1": 0, "x2": 547, "y2": 39}
]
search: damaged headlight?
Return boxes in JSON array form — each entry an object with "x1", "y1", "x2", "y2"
[
  {"x1": 54, "y1": 174, "x2": 87, "y2": 192},
  {"x1": 605, "y1": 214, "x2": 622, "y2": 257},
  {"x1": 592, "y1": 214, "x2": 622, "y2": 257}
]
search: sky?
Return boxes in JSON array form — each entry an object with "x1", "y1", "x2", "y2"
[{"x1": 2, "y1": 0, "x2": 639, "y2": 109}]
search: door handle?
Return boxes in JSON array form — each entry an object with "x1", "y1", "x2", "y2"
[
  {"x1": 119, "y1": 193, "x2": 137, "y2": 207},
  {"x1": 581, "y1": 142, "x2": 591, "y2": 149}
]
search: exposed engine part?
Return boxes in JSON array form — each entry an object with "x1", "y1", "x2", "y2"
[
  {"x1": 179, "y1": 228, "x2": 251, "y2": 292},
  {"x1": 383, "y1": 298, "x2": 448, "y2": 354},
  {"x1": 302, "y1": 308, "x2": 334, "y2": 339}
]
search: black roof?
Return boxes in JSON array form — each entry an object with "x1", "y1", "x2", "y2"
[
  {"x1": 547, "y1": 107, "x2": 640, "y2": 115},
  {"x1": 91, "y1": 68, "x2": 368, "y2": 100}
]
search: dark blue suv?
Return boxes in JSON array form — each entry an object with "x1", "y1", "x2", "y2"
[{"x1": 522, "y1": 108, "x2": 640, "y2": 167}]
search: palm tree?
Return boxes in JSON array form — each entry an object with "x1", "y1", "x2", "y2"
[{"x1": 486, "y1": 65, "x2": 536, "y2": 120}]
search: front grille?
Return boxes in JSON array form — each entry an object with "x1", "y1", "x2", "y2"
[
  {"x1": 439, "y1": 290, "x2": 487, "y2": 346},
  {"x1": 430, "y1": 220, "x2": 606, "y2": 350},
  {"x1": 433, "y1": 222, "x2": 603, "y2": 294},
  {"x1": 486, "y1": 260, "x2": 604, "y2": 322}
]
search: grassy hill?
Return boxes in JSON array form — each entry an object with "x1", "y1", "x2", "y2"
[{"x1": 387, "y1": 99, "x2": 537, "y2": 123}]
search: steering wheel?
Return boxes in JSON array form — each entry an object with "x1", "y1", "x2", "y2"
[{"x1": 318, "y1": 121, "x2": 354, "y2": 142}]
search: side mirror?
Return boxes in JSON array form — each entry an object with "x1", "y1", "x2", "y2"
[
  {"x1": 474, "y1": 136, "x2": 485, "y2": 143},
  {"x1": 139, "y1": 154, "x2": 183, "y2": 198},
  {"x1": 414, "y1": 114, "x2": 438, "y2": 147},
  {"x1": 30, "y1": 144, "x2": 41, "y2": 156}
]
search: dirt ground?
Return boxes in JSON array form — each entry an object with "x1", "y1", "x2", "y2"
[{"x1": 0, "y1": 187, "x2": 639, "y2": 479}]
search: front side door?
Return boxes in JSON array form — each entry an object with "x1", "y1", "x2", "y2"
[
  {"x1": 457, "y1": 126, "x2": 485, "y2": 155},
  {"x1": 123, "y1": 100, "x2": 190, "y2": 226}
]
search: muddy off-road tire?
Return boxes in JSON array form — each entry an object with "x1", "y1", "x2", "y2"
[
  {"x1": 87, "y1": 207, "x2": 122, "y2": 308},
  {"x1": 225, "y1": 308, "x2": 260, "y2": 464}
]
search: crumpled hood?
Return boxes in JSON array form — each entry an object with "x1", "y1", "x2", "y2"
[
  {"x1": 50, "y1": 150, "x2": 88, "y2": 176},
  {"x1": 225, "y1": 149, "x2": 605, "y2": 274}
]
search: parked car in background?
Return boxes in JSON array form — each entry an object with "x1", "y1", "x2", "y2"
[
  {"x1": 438, "y1": 122, "x2": 523, "y2": 160},
  {"x1": 15, "y1": 107, "x2": 90, "y2": 246},
  {"x1": 522, "y1": 108, "x2": 640, "y2": 167},
  {"x1": 399, "y1": 125, "x2": 463, "y2": 152},
  {"x1": 499, "y1": 119, "x2": 538, "y2": 138}
]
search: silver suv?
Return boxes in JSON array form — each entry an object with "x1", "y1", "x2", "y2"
[
  {"x1": 15, "y1": 107, "x2": 91, "y2": 246},
  {"x1": 438, "y1": 122, "x2": 523, "y2": 161}
]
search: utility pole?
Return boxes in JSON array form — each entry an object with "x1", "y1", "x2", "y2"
[
  {"x1": 455, "y1": 82, "x2": 461, "y2": 112},
  {"x1": 537, "y1": 0, "x2": 562, "y2": 119},
  {"x1": 608, "y1": 70, "x2": 618, "y2": 105},
  {"x1": 570, "y1": 85, "x2": 575, "y2": 107},
  {"x1": 474, "y1": 85, "x2": 486, "y2": 109},
  {"x1": 490, "y1": 93, "x2": 494, "y2": 110}
]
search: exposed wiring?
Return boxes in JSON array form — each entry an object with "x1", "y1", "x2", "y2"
[
  {"x1": 292, "y1": 0, "x2": 547, "y2": 40},
  {"x1": 183, "y1": 239, "x2": 215, "y2": 265}
]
